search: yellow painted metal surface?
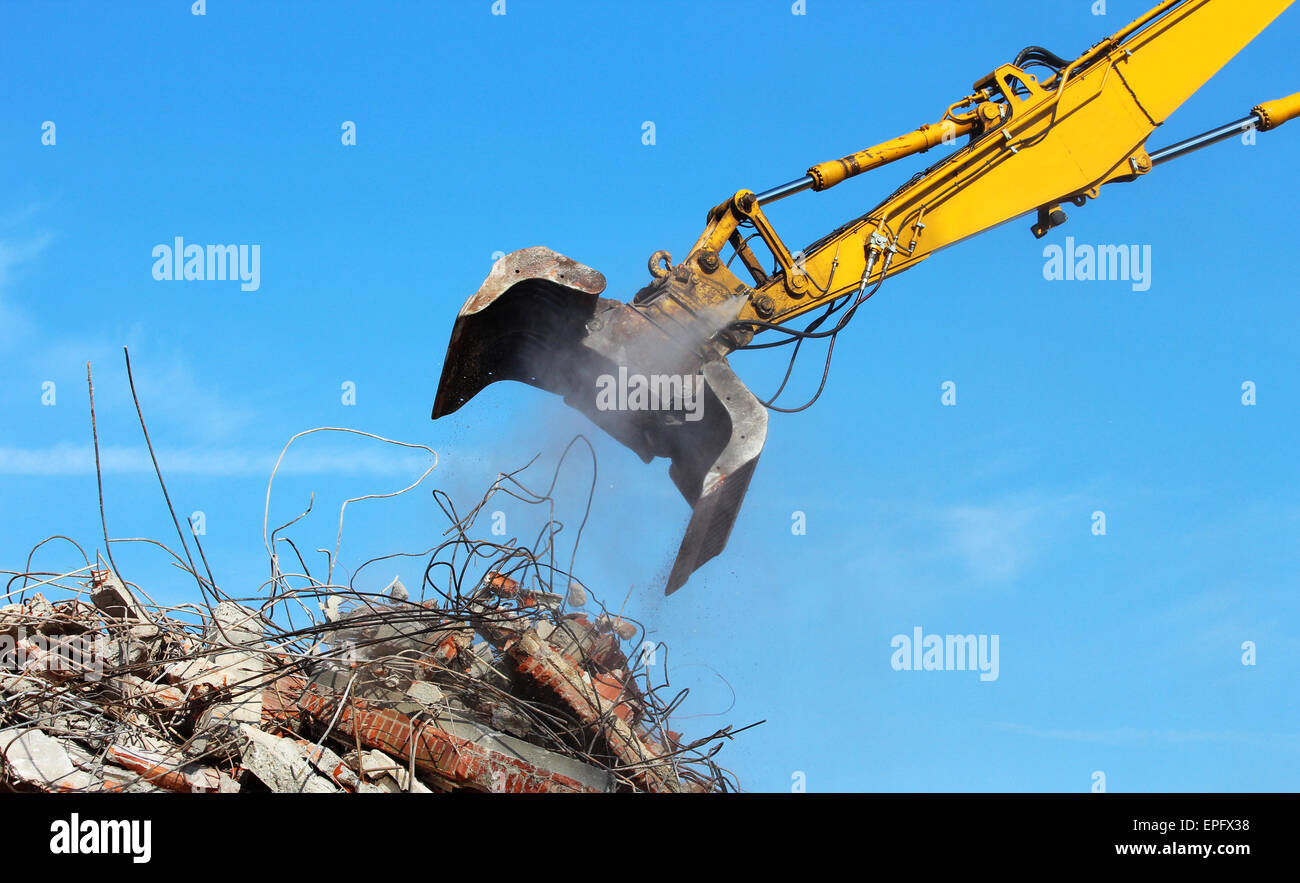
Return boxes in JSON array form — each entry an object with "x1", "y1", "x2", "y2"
[
  {"x1": 662, "y1": 0, "x2": 1295, "y2": 335},
  {"x1": 1255, "y1": 90, "x2": 1300, "y2": 130}
]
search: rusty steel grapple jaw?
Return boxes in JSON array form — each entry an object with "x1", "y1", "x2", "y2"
[{"x1": 433, "y1": 246, "x2": 767, "y2": 595}]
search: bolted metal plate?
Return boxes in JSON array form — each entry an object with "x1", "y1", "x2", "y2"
[{"x1": 433, "y1": 247, "x2": 767, "y2": 595}]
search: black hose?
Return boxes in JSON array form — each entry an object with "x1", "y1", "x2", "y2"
[{"x1": 1014, "y1": 45, "x2": 1070, "y2": 72}]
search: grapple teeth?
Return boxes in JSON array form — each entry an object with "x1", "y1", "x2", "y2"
[
  {"x1": 663, "y1": 361, "x2": 768, "y2": 594},
  {"x1": 433, "y1": 247, "x2": 768, "y2": 595}
]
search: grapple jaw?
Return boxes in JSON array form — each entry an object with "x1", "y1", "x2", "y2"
[
  {"x1": 434, "y1": 246, "x2": 768, "y2": 595},
  {"x1": 661, "y1": 360, "x2": 767, "y2": 594}
]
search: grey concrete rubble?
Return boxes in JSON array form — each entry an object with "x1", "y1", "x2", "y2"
[
  {"x1": 188, "y1": 602, "x2": 265, "y2": 758},
  {"x1": 2, "y1": 560, "x2": 748, "y2": 793},
  {"x1": 238, "y1": 725, "x2": 339, "y2": 794},
  {"x1": 0, "y1": 729, "x2": 98, "y2": 792}
]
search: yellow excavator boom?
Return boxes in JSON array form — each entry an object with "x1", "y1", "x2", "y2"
[{"x1": 710, "y1": 0, "x2": 1297, "y2": 329}]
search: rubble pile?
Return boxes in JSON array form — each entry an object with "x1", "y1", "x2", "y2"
[
  {"x1": 2, "y1": 382, "x2": 748, "y2": 793},
  {"x1": 0, "y1": 562, "x2": 743, "y2": 793}
]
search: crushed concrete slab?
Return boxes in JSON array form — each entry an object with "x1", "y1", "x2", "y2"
[
  {"x1": 0, "y1": 729, "x2": 99, "y2": 792},
  {"x1": 238, "y1": 725, "x2": 339, "y2": 794}
]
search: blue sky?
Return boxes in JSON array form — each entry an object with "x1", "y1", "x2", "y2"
[{"x1": 2, "y1": 0, "x2": 1297, "y2": 791}]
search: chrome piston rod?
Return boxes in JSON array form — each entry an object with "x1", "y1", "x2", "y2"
[{"x1": 1149, "y1": 114, "x2": 1260, "y2": 166}]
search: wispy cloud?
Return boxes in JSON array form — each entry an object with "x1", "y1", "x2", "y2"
[
  {"x1": 65, "y1": 344, "x2": 259, "y2": 442},
  {"x1": 2, "y1": 205, "x2": 255, "y2": 442},
  {"x1": 989, "y1": 721, "x2": 1300, "y2": 750},
  {"x1": 0, "y1": 230, "x2": 54, "y2": 342},
  {"x1": 0, "y1": 443, "x2": 436, "y2": 478},
  {"x1": 0, "y1": 231, "x2": 52, "y2": 286},
  {"x1": 836, "y1": 490, "x2": 1077, "y2": 593},
  {"x1": 940, "y1": 496, "x2": 1049, "y2": 583}
]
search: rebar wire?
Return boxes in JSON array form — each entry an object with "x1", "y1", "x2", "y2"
[
  {"x1": 261, "y1": 427, "x2": 438, "y2": 597},
  {"x1": 122, "y1": 348, "x2": 207, "y2": 596},
  {"x1": 2, "y1": 373, "x2": 751, "y2": 793},
  {"x1": 86, "y1": 364, "x2": 121, "y2": 580}
]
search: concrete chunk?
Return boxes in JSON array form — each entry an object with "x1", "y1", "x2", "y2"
[
  {"x1": 239, "y1": 726, "x2": 339, "y2": 794},
  {"x1": 405, "y1": 680, "x2": 445, "y2": 706},
  {"x1": 0, "y1": 729, "x2": 99, "y2": 792},
  {"x1": 89, "y1": 567, "x2": 159, "y2": 638},
  {"x1": 191, "y1": 603, "x2": 265, "y2": 755}
]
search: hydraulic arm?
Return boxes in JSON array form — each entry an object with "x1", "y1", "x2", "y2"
[{"x1": 434, "y1": 0, "x2": 1298, "y2": 594}]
